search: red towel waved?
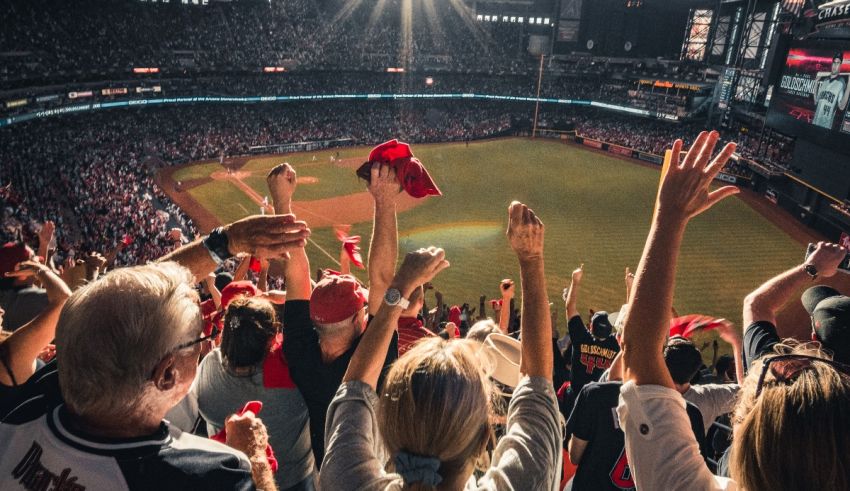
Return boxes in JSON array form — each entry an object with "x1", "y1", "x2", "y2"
[
  {"x1": 669, "y1": 314, "x2": 725, "y2": 339},
  {"x1": 357, "y1": 139, "x2": 441, "y2": 198},
  {"x1": 210, "y1": 401, "x2": 278, "y2": 472}
]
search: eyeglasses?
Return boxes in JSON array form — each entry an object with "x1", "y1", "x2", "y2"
[
  {"x1": 148, "y1": 324, "x2": 219, "y2": 379},
  {"x1": 755, "y1": 354, "x2": 850, "y2": 397},
  {"x1": 172, "y1": 324, "x2": 220, "y2": 353}
]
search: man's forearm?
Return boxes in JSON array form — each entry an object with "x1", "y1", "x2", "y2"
[
  {"x1": 367, "y1": 200, "x2": 398, "y2": 315},
  {"x1": 743, "y1": 264, "x2": 810, "y2": 328},
  {"x1": 248, "y1": 454, "x2": 277, "y2": 491},
  {"x1": 518, "y1": 258, "x2": 553, "y2": 379},
  {"x1": 566, "y1": 281, "x2": 579, "y2": 319},
  {"x1": 157, "y1": 238, "x2": 218, "y2": 281}
]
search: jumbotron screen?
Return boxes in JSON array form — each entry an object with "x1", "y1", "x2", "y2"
[{"x1": 767, "y1": 40, "x2": 850, "y2": 153}]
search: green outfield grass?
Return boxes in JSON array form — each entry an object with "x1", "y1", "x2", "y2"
[{"x1": 176, "y1": 138, "x2": 804, "y2": 353}]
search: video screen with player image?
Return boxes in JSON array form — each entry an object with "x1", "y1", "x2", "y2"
[{"x1": 772, "y1": 43, "x2": 850, "y2": 134}]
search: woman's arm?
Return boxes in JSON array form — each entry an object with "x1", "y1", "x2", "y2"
[
  {"x1": 621, "y1": 131, "x2": 738, "y2": 387},
  {"x1": 342, "y1": 248, "x2": 450, "y2": 390}
]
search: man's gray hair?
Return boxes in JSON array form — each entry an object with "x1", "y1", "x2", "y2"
[{"x1": 56, "y1": 262, "x2": 201, "y2": 417}]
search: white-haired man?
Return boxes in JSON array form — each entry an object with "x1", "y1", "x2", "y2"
[{"x1": 0, "y1": 214, "x2": 310, "y2": 491}]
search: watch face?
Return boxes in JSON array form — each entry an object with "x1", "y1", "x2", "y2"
[{"x1": 385, "y1": 288, "x2": 401, "y2": 305}]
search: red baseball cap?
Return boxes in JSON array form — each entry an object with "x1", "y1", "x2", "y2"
[
  {"x1": 221, "y1": 280, "x2": 260, "y2": 310},
  {"x1": 0, "y1": 242, "x2": 31, "y2": 276},
  {"x1": 309, "y1": 273, "x2": 368, "y2": 324}
]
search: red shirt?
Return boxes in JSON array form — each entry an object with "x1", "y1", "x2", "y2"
[{"x1": 397, "y1": 317, "x2": 435, "y2": 356}]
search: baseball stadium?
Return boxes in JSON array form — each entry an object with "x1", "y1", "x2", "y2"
[{"x1": 2, "y1": 0, "x2": 850, "y2": 489}]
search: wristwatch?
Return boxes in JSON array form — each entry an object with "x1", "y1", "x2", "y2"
[
  {"x1": 804, "y1": 263, "x2": 818, "y2": 280},
  {"x1": 384, "y1": 288, "x2": 410, "y2": 309},
  {"x1": 203, "y1": 227, "x2": 233, "y2": 265}
]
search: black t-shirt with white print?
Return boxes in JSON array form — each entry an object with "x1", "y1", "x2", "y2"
[
  {"x1": 568, "y1": 315, "x2": 620, "y2": 396},
  {"x1": 0, "y1": 361, "x2": 255, "y2": 491}
]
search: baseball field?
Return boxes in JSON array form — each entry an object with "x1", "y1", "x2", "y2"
[{"x1": 162, "y1": 137, "x2": 813, "y2": 346}]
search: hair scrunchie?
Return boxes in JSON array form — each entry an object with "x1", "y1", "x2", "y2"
[{"x1": 394, "y1": 451, "x2": 443, "y2": 487}]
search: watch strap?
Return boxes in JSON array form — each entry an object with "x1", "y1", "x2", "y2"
[{"x1": 203, "y1": 227, "x2": 233, "y2": 265}]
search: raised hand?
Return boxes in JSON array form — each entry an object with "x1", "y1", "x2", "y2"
[
  {"x1": 7, "y1": 260, "x2": 71, "y2": 302},
  {"x1": 266, "y1": 162, "x2": 297, "y2": 210},
  {"x1": 37, "y1": 221, "x2": 55, "y2": 248},
  {"x1": 657, "y1": 131, "x2": 738, "y2": 221},
  {"x1": 225, "y1": 411, "x2": 269, "y2": 457},
  {"x1": 368, "y1": 162, "x2": 401, "y2": 203},
  {"x1": 394, "y1": 247, "x2": 450, "y2": 290},
  {"x1": 804, "y1": 242, "x2": 848, "y2": 278},
  {"x1": 571, "y1": 264, "x2": 584, "y2": 284},
  {"x1": 500, "y1": 279, "x2": 515, "y2": 299},
  {"x1": 507, "y1": 201, "x2": 544, "y2": 262},
  {"x1": 224, "y1": 214, "x2": 310, "y2": 260}
]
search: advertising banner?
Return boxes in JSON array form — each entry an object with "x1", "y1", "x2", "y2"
[{"x1": 582, "y1": 138, "x2": 603, "y2": 149}]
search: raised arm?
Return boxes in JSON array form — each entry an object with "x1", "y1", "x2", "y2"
[
  {"x1": 507, "y1": 201, "x2": 552, "y2": 380},
  {"x1": 498, "y1": 279, "x2": 514, "y2": 334},
  {"x1": 203, "y1": 273, "x2": 222, "y2": 310},
  {"x1": 1, "y1": 262, "x2": 71, "y2": 386},
  {"x1": 742, "y1": 242, "x2": 847, "y2": 329},
  {"x1": 564, "y1": 264, "x2": 583, "y2": 320},
  {"x1": 157, "y1": 214, "x2": 309, "y2": 281},
  {"x1": 36, "y1": 221, "x2": 55, "y2": 265},
  {"x1": 716, "y1": 320, "x2": 744, "y2": 384},
  {"x1": 232, "y1": 255, "x2": 252, "y2": 282},
  {"x1": 267, "y1": 163, "x2": 312, "y2": 301},
  {"x1": 367, "y1": 163, "x2": 401, "y2": 316},
  {"x1": 622, "y1": 131, "x2": 738, "y2": 387},
  {"x1": 343, "y1": 248, "x2": 449, "y2": 389}
]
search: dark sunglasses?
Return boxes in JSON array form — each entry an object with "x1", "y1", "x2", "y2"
[{"x1": 755, "y1": 354, "x2": 850, "y2": 397}]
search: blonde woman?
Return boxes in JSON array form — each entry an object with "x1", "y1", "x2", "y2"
[
  {"x1": 319, "y1": 202, "x2": 562, "y2": 490},
  {"x1": 616, "y1": 131, "x2": 850, "y2": 490}
]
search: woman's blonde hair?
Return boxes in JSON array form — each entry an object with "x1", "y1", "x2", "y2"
[
  {"x1": 378, "y1": 337, "x2": 495, "y2": 490},
  {"x1": 731, "y1": 341, "x2": 850, "y2": 490}
]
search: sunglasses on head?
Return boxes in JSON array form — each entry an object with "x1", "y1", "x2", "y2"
[{"x1": 755, "y1": 354, "x2": 850, "y2": 397}]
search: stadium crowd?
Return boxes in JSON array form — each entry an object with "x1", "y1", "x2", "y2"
[
  {"x1": 1, "y1": 99, "x2": 791, "y2": 271},
  {"x1": 1, "y1": 130, "x2": 848, "y2": 491},
  {"x1": 1, "y1": 0, "x2": 531, "y2": 86}
]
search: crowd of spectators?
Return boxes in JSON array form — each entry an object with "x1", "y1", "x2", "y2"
[
  {"x1": 0, "y1": 0, "x2": 534, "y2": 87},
  {"x1": 1, "y1": 130, "x2": 847, "y2": 491},
  {"x1": 1, "y1": 99, "x2": 794, "y2": 271}
]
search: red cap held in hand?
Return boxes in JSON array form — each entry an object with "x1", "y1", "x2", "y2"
[{"x1": 357, "y1": 139, "x2": 441, "y2": 199}]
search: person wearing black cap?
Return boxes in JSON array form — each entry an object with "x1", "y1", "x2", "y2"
[
  {"x1": 562, "y1": 264, "x2": 620, "y2": 411},
  {"x1": 743, "y1": 241, "x2": 849, "y2": 369}
]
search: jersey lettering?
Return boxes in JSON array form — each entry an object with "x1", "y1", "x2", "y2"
[
  {"x1": 11, "y1": 442, "x2": 86, "y2": 491},
  {"x1": 609, "y1": 447, "x2": 635, "y2": 490}
]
